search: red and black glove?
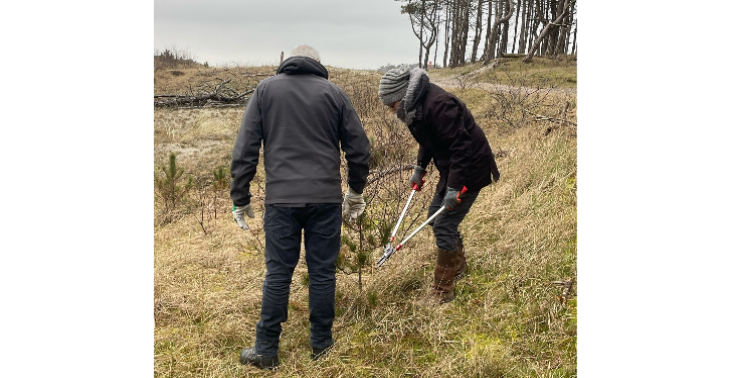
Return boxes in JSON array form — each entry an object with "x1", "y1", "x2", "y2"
[
  {"x1": 443, "y1": 186, "x2": 468, "y2": 210},
  {"x1": 409, "y1": 166, "x2": 427, "y2": 191}
]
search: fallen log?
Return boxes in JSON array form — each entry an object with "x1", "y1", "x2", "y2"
[{"x1": 154, "y1": 79, "x2": 256, "y2": 109}]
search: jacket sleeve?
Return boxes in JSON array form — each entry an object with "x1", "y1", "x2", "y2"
[
  {"x1": 230, "y1": 88, "x2": 264, "y2": 206},
  {"x1": 431, "y1": 98, "x2": 472, "y2": 191},
  {"x1": 416, "y1": 144, "x2": 433, "y2": 169},
  {"x1": 338, "y1": 91, "x2": 370, "y2": 194}
]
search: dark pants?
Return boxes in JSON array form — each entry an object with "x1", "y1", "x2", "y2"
[
  {"x1": 255, "y1": 203, "x2": 342, "y2": 356},
  {"x1": 428, "y1": 189, "x2": 481, "y2": 251}
]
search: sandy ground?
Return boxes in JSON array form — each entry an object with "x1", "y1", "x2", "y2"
[{"x1": 431, "y1": 76, "x2": 577, "y2": 95}]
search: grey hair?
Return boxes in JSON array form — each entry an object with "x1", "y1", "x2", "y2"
[{"x1": 290, "y1": 45, "x2": 320, "y2": 61}]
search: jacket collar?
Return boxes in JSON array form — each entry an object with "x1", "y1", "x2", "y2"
[{"x1": 276, "y1": 56, "x2": 329, "y2": 79}]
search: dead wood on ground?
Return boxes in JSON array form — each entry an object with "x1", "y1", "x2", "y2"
[{"x1": 154, "y1": 79, "x2": 257, "y2": 109}]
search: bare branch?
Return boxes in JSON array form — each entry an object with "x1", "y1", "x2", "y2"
[{"x1": 365, "y1": 164, "x2": 416, "y2": 187}]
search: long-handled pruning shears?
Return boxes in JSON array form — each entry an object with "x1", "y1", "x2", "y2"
[{"x1": 376, "y1": 185, "x2": 467, "y2": 268}]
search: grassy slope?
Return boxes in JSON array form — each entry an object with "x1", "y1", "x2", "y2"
[
  {"x1": 154, "y1": 60, "x2": 577, "y2": 377},
  {"x1": 428, "y1": 56, "x2": 577, "y2": 89}
]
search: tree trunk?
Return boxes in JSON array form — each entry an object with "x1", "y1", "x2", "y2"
[
  {"x1": 449, "y1": 1, "x2": 460, "y2": 67},
  {"x1": 451, "y1": 0, "x2": 469, "y2": 67},
  {"x1": 419, "y1": 0, "x2": 424, "y2": 68},
  {"x1": 511, "y1": 0, "x2": 521, "y2": 54},
  {"x1": 570, "y1": 19, "x2": 577, "y2": 55},
  {"x1": 434, "y1": 9, "x2": 440, "y2": 67},
  {"x1": 461, "y1": 0, "x2": 470, "y2": 65},
  {"x1": 547, "y1": 0, "x2": 563, "y2": 56},
  {"x1": 495, "y1": 0, "x2": 502, "y2": 56},
  {"x1": 443, "y1": 2, "x2": 451, "y2": 68},
  {"x1": 518, "y1": 0, "x2": 530, "y2": 54},
  {"x1": 422, "y1": 4, "x2": 438, "y2": 69},
  {"x1": 527, "y1": 0, "x2": 538, "y2": 53},
  {"x1": 545, "y1": 0, "x2": 555, "y2": 56},
  {"x1": 533, "y1": 0, "x2": 548, "y2": 57},
  {"x1": 500, "y1": 0, "x2": 510, "y2": 56},
  {"x1": 540, "y1": 0, "x2": 548, "y2": 54},
  {"x1": 481, "y1": 0, "x2": 493, "y2": 60},
  {"x1": 471, "y1": 0, "x2": 484, "y2": 63},
  {"x1": 561, "y1": 0, "x2": 575, "y2": 54},
  {"x1": 559, "y1": 2, "x2": 569, "y2": 54},
  {"x1": 483, "y1": 0, "x2": 515, "y2": 65},
  {"x1": 539, "y1": 0, "x2": 547, "y2": 56},
  {"x1": 523, "y1": 0, "x2": 574, "y2": 63},
  {"x1": 454, "y1": 0, "x2": 463, "y2": 66}
]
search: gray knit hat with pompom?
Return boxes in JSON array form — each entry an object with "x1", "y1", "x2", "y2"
[{"x1": 378, "y1": 67, "x2": 411, "y2": 105}]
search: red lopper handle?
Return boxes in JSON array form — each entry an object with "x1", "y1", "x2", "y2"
[{"x1": 455, "y1": 186, "x2": 468, "y2": 206}]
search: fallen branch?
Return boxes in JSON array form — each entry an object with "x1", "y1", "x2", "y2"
[
  {"x1": 176, "y1": 103, "x2": 247, "y2": 110},
  {"x1": 525, "y1": 108, "x2": 577, "y2": 127},
  {"x1": 154, "y1": 80, "x2": 256, "y2": 109}
]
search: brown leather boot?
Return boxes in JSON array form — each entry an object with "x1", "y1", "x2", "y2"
[
  {"x1": 455, "y1": 237, "x2": 468, "y2": 280},
  {"x1": 424, "y1": 247, "x2": 460, "y2": 304}
]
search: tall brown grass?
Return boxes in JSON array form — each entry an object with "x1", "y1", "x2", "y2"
[{"x1": 154, "y1": 63, "x2": 577, "y2": 377}]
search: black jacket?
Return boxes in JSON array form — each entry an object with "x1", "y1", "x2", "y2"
[
  {"x1": 230, "y1": 56, "x2": 370, "y2": 206},
  {"x1": 398, "y1": 75, "x2": 499, "y2": 195}
]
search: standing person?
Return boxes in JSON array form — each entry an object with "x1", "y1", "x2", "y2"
[
  {"x1": 230, "y1": 45, "x2": 370, "y2": 369},
  {"x1": 378, "y1": 66, "x2": 500, "y2": 304}
]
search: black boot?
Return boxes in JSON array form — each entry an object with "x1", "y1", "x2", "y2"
[
  {"x1": 312, "y1": 344, "x2": 333, "y2": 360},
  {"x1": 240, "y1": 347, "x2": 279, "y2": 369}
]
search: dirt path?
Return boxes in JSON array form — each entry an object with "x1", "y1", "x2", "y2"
[
  {"x1": 430, "y1": 76, "x2": 577, "y2": 95},
  {"x1": 428, "y1": 63, "x2": 576, "y2": 95}
]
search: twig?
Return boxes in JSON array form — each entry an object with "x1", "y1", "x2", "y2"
[
  {"x1": 248, "y1": 227, "x2": 265, "y2": 253},
  {"x1": 553, "y1": 278, "x2": 575, "y2": 305},
  {"x1": 525, "y1": 108, "x2": 577, "y2": 127},
  {"x1": 366, "y1": 165, "x2": 416, "y2": 187}
]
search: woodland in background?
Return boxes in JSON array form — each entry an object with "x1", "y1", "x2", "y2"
[{"x1": 399, "y1": 0, "x2": 576, "y2": 68}]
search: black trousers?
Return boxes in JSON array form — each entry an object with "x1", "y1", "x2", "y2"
[
  {"x1": 427, "y1": 189, "x2": 481, "y2": 251},
  {"x1": 254, "y1": 203, "x2": 341, "y2": 356}
]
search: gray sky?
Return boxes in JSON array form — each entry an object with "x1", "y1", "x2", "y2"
[{"x1": 155, "y1": 0, "x2": 421, "y2": 70}]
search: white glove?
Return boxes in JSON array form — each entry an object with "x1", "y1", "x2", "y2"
[
  {"x1": 343, "y1": 187, "x2": 366, "y2": 225},
  {"x1": 232, "y1": 204, "x2": 255, "y2": 230}
]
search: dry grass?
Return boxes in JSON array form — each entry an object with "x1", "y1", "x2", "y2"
[
  {"x1": 428, "y1": 56, "x2": 577, "y2": 89},
  {"x1": 154, "y1": 62, "x2": 577, "y2": 377},
  {"x1": 154, "y1": 65, "x2": 277, "y2": 96}
]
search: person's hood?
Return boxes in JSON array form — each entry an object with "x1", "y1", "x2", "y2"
[
  {"x1": 276, "y1": 56, "x2": 329, "y2": 79},
  {"x1": 396, "y1": 68, "x2": 430, "y2": 125}
]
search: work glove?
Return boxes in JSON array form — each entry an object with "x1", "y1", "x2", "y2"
[
  {"x1": 232, "y1": 204, "x2": 255, "y2": 230},
  {"x1": 343, "y1": 187, "x2": 366, "y2": 225},
  {"x1": 442, "y1": 187, "x2": 464, "y2": 211},
  {"x1": 409, "y1": 166, "x2": 427, "y2": 191}
]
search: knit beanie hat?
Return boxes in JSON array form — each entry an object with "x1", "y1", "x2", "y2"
[{"x1": 378, "y1": 67, "x2": 411, "y2": 105}]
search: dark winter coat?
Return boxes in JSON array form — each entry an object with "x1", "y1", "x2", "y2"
[
  {"x1": 230, "y1": 56, "x2": 370, "y2": 206},
  {"x1": 396, "y1": 69, "x2": 500, "y2": 195}
]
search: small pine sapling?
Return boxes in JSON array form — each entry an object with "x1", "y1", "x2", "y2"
[
  {"x1": 155, "y1": 153, "x2": 193, "y2": 212},
  {"x1": 212, "y1": 166, "x2": 229, "y2": 219}
]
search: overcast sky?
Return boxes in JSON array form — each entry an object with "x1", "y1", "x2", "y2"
[{"x1": 155, "y1": 0, "x2": 421, "y2": 70}]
